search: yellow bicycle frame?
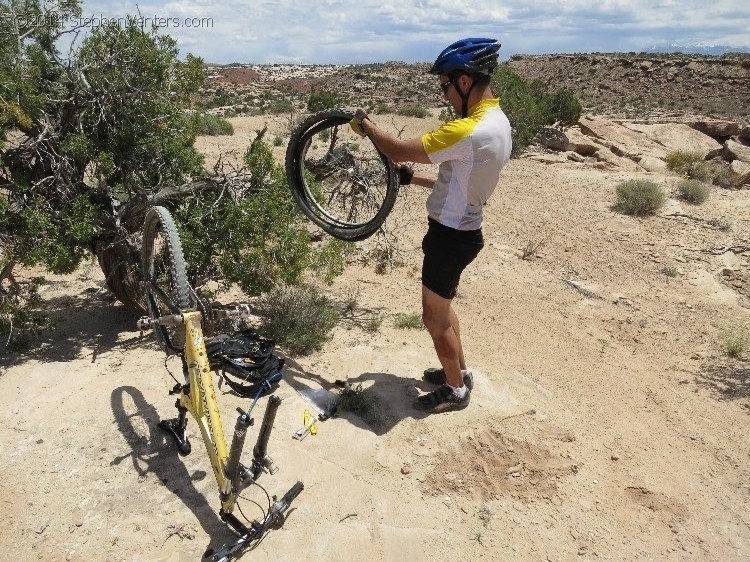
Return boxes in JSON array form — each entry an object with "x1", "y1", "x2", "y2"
[{"x1": 178, "y1": 310, "x2": 237, "y2": 513}]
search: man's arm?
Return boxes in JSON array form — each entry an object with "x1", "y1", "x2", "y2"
[
  {"x1": 359, "y1": 114, "x2": 432, "y2": 165},
  {"x1": 410, "y1": 172, "x2": 437, "y2": 189}
]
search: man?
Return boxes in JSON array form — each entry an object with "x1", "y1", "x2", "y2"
[{"x1": 350, "y1": 38, "x2": 512, "y2": 413}]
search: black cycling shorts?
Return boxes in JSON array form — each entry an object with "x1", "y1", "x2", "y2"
[{"x1": 421, "y1": 217, "x2": 484, "y2": 300}]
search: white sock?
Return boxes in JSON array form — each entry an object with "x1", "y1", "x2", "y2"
[{"x1": 449, "y1": 384, "x2": 468, "y2": 399}]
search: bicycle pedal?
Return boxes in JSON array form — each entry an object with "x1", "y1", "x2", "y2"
[{"x1": 159, "y1": 419, "x2": 192, "y2": 455}]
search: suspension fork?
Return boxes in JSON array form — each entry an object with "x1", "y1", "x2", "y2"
[{"x1": 220, "y1": 395, "x2": 282, "y2": 514}]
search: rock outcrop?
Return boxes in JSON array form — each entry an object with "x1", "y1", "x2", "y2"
[{"x1": 620, "y1": 123, "x2": 722, "y2": 158}]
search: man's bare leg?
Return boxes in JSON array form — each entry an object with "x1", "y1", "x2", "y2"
[
  {"x1": 449, "y1": 305, "x2": 467, "y2": 371},
  {"x1": 422, "y1": 286, "x2": 463, "y2": 389}
]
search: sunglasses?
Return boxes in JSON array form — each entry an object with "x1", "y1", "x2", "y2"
[{"x1": 439, "y1": 80, "x2": 452, "y2": 94}]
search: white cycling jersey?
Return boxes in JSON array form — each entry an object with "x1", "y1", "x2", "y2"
[{"x1": 421, "y1": 98, "x2": 512, "y2": 230}]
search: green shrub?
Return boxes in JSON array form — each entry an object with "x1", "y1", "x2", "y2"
[
  {"x1": 253, "y1": 285, "x2": 339, "y2": 355},
  {"x1": 720, "y1": 323, "x2": 748, "y2": 357},
  {"x1": 439, "y1": 107, "x2": 454, "y2": 122},
  {"x1": 665, "y1": 150, "x2": 703, "y2": 175},
  {"x1": 397, "y1": 104, "x2": 428, "y2": 118},
  {"x1": 175, "y1": 140, "x2": 348, "y2": 297},
  {"x1": 394, "y1": 312, "x2": 424, "y2": 329},
  {"x1": 307, "y1": 91, "x2": 340, "y2": 112},
  {"x1": 615, "y1": 179, "x2": 666, "y2": 215},
  {"x1": 490, "y1": 64, "x2": 582, "y2": 155},
  {"x1": 687, "y1": 161, "x2": 713, "y2": 182},
  {"x1": 363, "y1": 314, "x2": 383, "y2": 333},
  {"x1": 267, "y1": 98, "x2": 295, "y2": 114},
  {"x1": 373, "y1": 102, "x2": 393, "y2": 114},
  {"x1": 273, "y1": 135, "x2": 283, "y2": 146},
  {"x1": 548, "y1": 88, "x2": 582, "y2": 127},
  {"x1": 338, "y1": 383, "x2": 375, "y2": 414},
  {"x1": 194, "y1": 113, "x2": 234, "y2": 136},
  {"x1": 709, "y1": 161, "x2": 734, "y2": 188},
  {"x1": 677, "y1": 179, "x2": 710, "y2": 204}
]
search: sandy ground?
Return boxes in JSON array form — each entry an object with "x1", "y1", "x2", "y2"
[{"x1": 1, "y1": 113, "x2": 749, "y2": 561}]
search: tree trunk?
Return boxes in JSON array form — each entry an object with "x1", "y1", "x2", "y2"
[{"x1": 92, "y1": 178, "x2": 224, "y2": 314}]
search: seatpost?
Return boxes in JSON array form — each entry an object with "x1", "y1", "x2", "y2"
[
  {"x1": 224, "y1": 411, "x2": 253, "y2": 490},
  {"x1": 252, "y1": 395, "x2": 281, "y2": 477}
]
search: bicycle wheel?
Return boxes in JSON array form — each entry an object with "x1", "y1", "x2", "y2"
[
  {"x1": 285, "y1": 109, "x2": 398, "y2": 241},
  {"x1": 141, "y1": 206, "x2": 195, "y2": 354}
]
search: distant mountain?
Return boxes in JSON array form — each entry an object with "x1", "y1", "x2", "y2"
[{"x1": 646, "y1": 42, "x2": 750, "y2": 55}]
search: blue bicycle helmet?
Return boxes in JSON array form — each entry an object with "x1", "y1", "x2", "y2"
[{"x1": 428, "y1": 38, "x2": 501, "y2": 76}]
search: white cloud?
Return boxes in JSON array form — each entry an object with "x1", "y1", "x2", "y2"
[{"x1": 71, "y1": 0, "x2": 750, "y2": 62}]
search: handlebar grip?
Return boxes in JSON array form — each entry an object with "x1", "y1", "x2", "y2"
[
  {"x1": 214, "y1": 304, "x2": 252, "y2": 320},
  {"x1": 281, "y1": 481, "x2": 304, "y2": 505},
  {"x1": 137, "y1": 314, "x2": 184, "y2": 329}
]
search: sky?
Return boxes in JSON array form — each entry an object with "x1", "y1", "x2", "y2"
[{"x1": 70, "y1": 0, "x2": 750, "y2": 63}]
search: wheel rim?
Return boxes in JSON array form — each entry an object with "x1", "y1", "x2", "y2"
[{"x1": 295, "y1": 118, "x2": 392, "y2": 229}]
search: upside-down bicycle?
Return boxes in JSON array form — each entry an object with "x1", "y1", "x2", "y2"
[{"x1": 137, "y1": 205, "x2": 302, "y2": 561}]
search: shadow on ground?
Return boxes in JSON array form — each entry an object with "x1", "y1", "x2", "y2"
[
  {"x1": 281, "y1": 354, "x2": 431, "y2": 436},
  {"x1": 1, "y1": 291, "x2": 150, "y2": 369},
  {"x1": 110, "y1": 385, "x2": 235, "y2": 556},
  {"x1": 695, "y1": 359, "x2": 750, "y2": 411}
]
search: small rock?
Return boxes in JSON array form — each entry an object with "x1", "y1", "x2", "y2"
[
  {"x1": 400, "y1": 466, "x2": 411, "y2": 475},
  {"x1": 611, "y1": 454, "x2": 620, "y2": 461},
  {"x1": 406, "y1": 385, "x2": 419, "y2": 398},
  {"x1": 506, "y1": 464, "x2": 523, "y2": 476},
  {"x1": 720, "y1": 267, "x2": 734, "y2": 277},
  {"x1": 35, "y1": 518, "x2": 51, "y2": 534}
]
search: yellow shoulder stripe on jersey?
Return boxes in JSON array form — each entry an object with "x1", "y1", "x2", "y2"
[{"x1": 421, "y1": 98, "x2": 501, "y2": 155}]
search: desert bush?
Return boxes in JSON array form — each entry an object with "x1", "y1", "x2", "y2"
[
  {"x1": 548, "y1": 89, "x2": 582, "y2": 127},
  {"x1": 338, "y1": 383, "x2": 375, "y2": 414},
  {"x1": 687, "y1": 160, "x2": 713, "y2": 182},
  {"x1": 720, "y1": 323, "x2": 748, "y2": 357},
  {"x1": 677, "y1": 179, "x2": 710, "y2": 204},
  {"x1": 194, "y1": 113, "x2": 234, "y2": 136},
  {"x1": 397, "y1": 104, "x2": 428, "y2": 118},
  {"x1": 307, "y1": 91, "x2": 340, "y2": 112},
  {"x1": 267, "y1": 98, "x2": 295, "y2": 114},
  {"x1": 615, "y1": 179, "x2": 666, "y2": 215},
  {"x1": 253, "y1": 285, "x2": 339, "y2": 355},
  {"x1": 175, "y1": 139, "x2": 348, "y2": 297},
  {"x1": 708, "y1": 217, "x2": 731, "y2": 231},
  {"x1": 708, "y1": 161, "x2": 735, "y2": 188},
  {"x1": 363, "y1": 314, "x2": 383, "y2": 333},
  {"x1": 273, "y1": 135, "x2": 283, "y2": 146},
  {"x1": 439, "y1": 107, "x2": 455, "y2": 122},
  {"x1": 665, "y1": 150, "x2": 704, "y2": 175},
  {"x1": 394, "y1": 312, "x2": 424, "y2": 329},
  {"x1": 490, "y1": 64, "x2": 582, "y2": 155},
  {"x1": 0, "y1": 277, "x2": 51, "y2": 351},
  {"x1": 373, "y1": 102, "x2": 393, "y2": 114}
]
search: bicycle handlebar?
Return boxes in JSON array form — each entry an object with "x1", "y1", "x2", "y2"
[
  {"x1": 137, "y1": 304, "x2": 253, "y2": 330},
  {"x1": 211, "y1": 481, "x2": 304, "y2": 562}
]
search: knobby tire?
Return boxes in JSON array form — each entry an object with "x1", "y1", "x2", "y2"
[
  {"x1": 285, "y1": 109, "x2": 398, "y2": 241},
  {"x1": 141, "y1": 206, "x2": 194, "y2": 354}
]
